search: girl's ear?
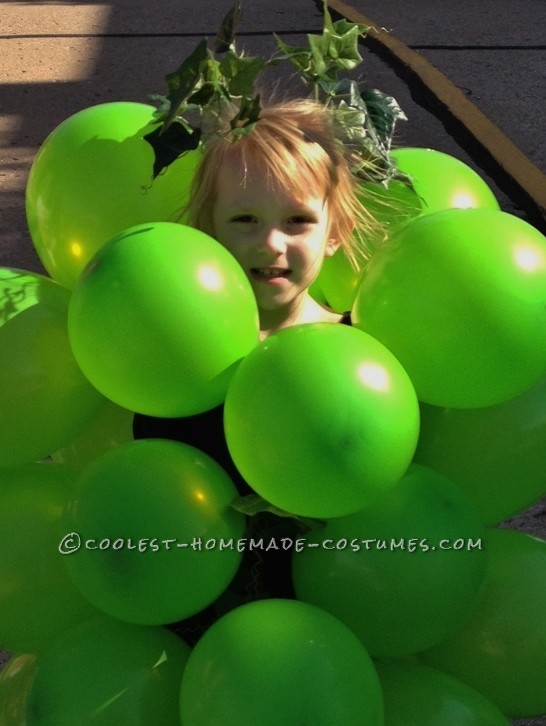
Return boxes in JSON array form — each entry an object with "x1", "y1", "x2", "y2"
[{"x1": 325, "y1": 238, "x2": 341, "y2": 258}]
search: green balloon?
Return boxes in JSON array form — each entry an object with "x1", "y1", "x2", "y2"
[
  {"x1": 26, "y1": 102, "x2": 199, "y2": 289},
  {"x1": 224, "y1": 323, "x2": 419, "y2": 519},
  {"x1": 414, "y1": 373, "x2": 546, "y2": 525},
  {"x1": 420, "y1": 528, "x2": 546, "y2": 718},
  {"x1": 292, "y1": 464, "x2": 487, "y2": 657},
  {"x1": 0, "y1": 462, "x2": 99, "y2": 653},
  {"x1": 308, "y1": 274, "x2": 329, "y2": 305},
  {"x1": 0, "y1": 268, "x2": 106, "y2": 467},
  {"x1": 180, "y1": 599, "x2": 383, "y2": 726},
  {"x1": 353, "y1": 209, "x2": 546, "y2": 408},
  {"x1": 68, "y1": 222, "x2": 259, "y2": 416},
  {"x1": 0, "y1": 654, "x2": 38, "y2": 726},
  {"x1": 52, "y1": 400, "x2": 134, "y2": 474},
  {"x1": 375, "y1": 660, "x2": 509, "y2": 725},
  {"x1": 26, "y1": 617, "x2": 190, "y2": 726},
  {"x1": 316, "y1": 247, "x2": 363, "y2": 313},
  {"x1": 62, "y1": 439, "x2": 246, "y2": 625},
  {"x1": 391, "y1": 147, "x2": 500, "y2": 212}
]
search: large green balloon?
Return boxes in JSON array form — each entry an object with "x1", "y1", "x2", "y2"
[
  {"x1": 26, "y1": 617, "x2": 190, "y2": 726},
  {"x1": 353, "y1": 209, "x2": 546, "y2": 408},
  {"x1": 68, "y1": 222, "x2": 259, "y2": 416},
  {"x1": 414, "y1": 373, "x2": 546, "y2": 525},
  {"x1": 315, "y1": 247, "x2": 364, "y2": 314},
  {"x1": 224, "y1": 323, "x2": 419, "y2": 519},
  {"x1": 391, "y1": 147, "x2": 500, "y2": 212},
  {"x1": 26, "y1": 102, "x2": 199, "y2": 289},
  {"x1": 0, "y1": 654, "x2": 38, "y2": 726},
  {"x1": 292, "y1": 464, "x2": 487, "y2": 657},
  {"x1": 0, "y1": 462, "x2": 99, "y2": 653},
  {"x1": 420, "y1": 528, "x2": 546, "y2": 718},
  {"x1": 375, "y1": 660, "x2": 509, "y2": 725},
  {"x1": 180, "y1": 599, "x2": 383, "y2": 726},
  {"x1": 62, "y1": 439, "x2": 246, "y2": 625},
  {"x1": 0, "y1": 268, "x2": 106, "y2": 467}
]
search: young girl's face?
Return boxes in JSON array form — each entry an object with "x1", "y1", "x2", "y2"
[{"x1": 212, "y1": 156, "x2": 338, "y2": 318}]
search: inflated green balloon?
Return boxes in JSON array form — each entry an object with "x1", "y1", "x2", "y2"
[
  {"x1": 62, "y1": 439, "x2": 245, "y2": 625},
  {"x1": 391, "y1": 147, "x2": 500, "y2": 212},
  {"x1": 420, "y1": 528, "x2": 546, "y2": 718},
  {"x1": 68, "y1": 222, "x2": 259, "y2": 416},
  {"x1": 224, "y1": 323, "x2": 419, "y2": 519},
  {"x1": 52, "y1": 400, "x2": 134, "y2": 474},
  {"x1": 180, "y1": 599, "x2": 383, "y2": 726},
  {"x1": 0, "y1": 462, "x2": 99, "y2": 653},
  {"x1": 308, "y1": 275, "x2": 329, "y2": 306},
  {"x1": 293, "y1": 464, "x2": 487, "y2": 656},
  {"x1": 26, "y1": 102, "x2": 199, "y2": 289},
  {"x1": 0, "y1": 268, "x2": 106, "y2": 467},
  {"x1": 414, "y1": 373, "x2": 546, "y2": 525},
  {"x1": 353, "y1": 209, "x2": 546, "y2": 408},
  {"x1": 316, "y1": 247, "x2": 363, "y2": 313},
  {"x1": 26, "y1": 617, "x2": 190, "y2": 726},
  {"x1": 0, "y1": 654, "x2": 38, "y2": 726},
  {"x1": 375, "y1": 660, "x2": 509, "y2": 725}
]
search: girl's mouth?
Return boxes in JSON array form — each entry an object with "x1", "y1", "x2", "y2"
[{"x1": 250, "y1": 267, "x2": 291, "y2": 281}]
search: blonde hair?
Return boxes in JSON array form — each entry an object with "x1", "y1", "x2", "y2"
[{"x1": 183, "y1": 99, "x2": 384, "y2": 269}]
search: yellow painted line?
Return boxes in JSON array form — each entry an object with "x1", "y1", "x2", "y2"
[{"x1": 327, "y1": 0, "x2": 546, "y2": 224}]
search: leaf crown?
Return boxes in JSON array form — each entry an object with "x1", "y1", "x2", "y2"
[{"x1": 145, "y1": 0, "x2": 408, "y2": 186}]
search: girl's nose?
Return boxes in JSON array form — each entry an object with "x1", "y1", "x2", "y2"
[{"x1": 260, "y1": 227, "x2": 287, "y2": 254}]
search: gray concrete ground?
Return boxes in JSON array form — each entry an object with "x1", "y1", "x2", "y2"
[{"x1": 1, "y1": 1, "x2": 545, "y2": 723}]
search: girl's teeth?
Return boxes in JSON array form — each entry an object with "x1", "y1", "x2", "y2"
[{"x1": 254, "y1": 268, "x2": 287, "y2": 279}]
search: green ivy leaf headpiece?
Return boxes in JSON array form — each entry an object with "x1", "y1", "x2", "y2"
[{"x1": 145, "y1": 0, "x2": 407, "y2": 185}]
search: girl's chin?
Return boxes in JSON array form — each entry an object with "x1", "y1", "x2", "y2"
[{"x1": 254, "y1": 290, "x2": 308, "y2": 314}]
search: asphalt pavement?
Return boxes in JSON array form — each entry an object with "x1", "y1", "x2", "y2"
[{"x1": 1, "y1": 0, "x2": 545, "y2": 273}]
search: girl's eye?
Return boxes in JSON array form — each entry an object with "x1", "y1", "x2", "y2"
[
  {"x1": 230, "y1": 215, "x2": 257, "y2": 224},
  {"x1": 288, "y1": 215, "x2": 314, "y2": 226}
]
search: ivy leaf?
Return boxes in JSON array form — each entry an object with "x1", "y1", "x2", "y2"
[
  {"x1": 360, "y1": 88, "x2": 407, "y2": 154},
  {"x1": 187, "y1": 81, "x2": 217, "y2": 107},
  {"x1": 334, "y1": 78, "x2": 367, "y2": 108},
  {"x1": 309, "y1": 1, "x2": 368, "y2": 75},
  {"x1": 328, "y1": 22, "x2": 366, "y2": 70},
  {"x1": 161, "y1": 38, "x2": 209, "y2": 130},
  {"x1": 334, "y1": 100, "x2": 368, "y2": 142},
  {"x1": 230, "y1": 93, "x2": 262, "y2": 137},
  {"x1": 307, "y1": 33, "x2": 330, "y2": 78},
  {"x1": 214, "y1": 0, "x2": 243, "y2": 53},
  {"x1": 273, "y1": 34, "x2": 312, "y2": 74},
  {"x1": 144, "y1": 121, "x2": 201, "y2": 177},
  {"x1": 276, "y1": 1, "x2": 368, "y2": 88},
  {"x1": 220, "y1": 51, "x2": 268, "y2": 96},
  {"x1": 318, "y1": 23, "x2": 366, "y2": 73},
  {"x1": 148, "y1": 94, "x2": 171, "y2": 118},
  {"x1": 331, "y1": 17, "x2": 368, "y2": 37},
  {"x1": 144, "y1": 0, "x2": 409, "y2": 188}
]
